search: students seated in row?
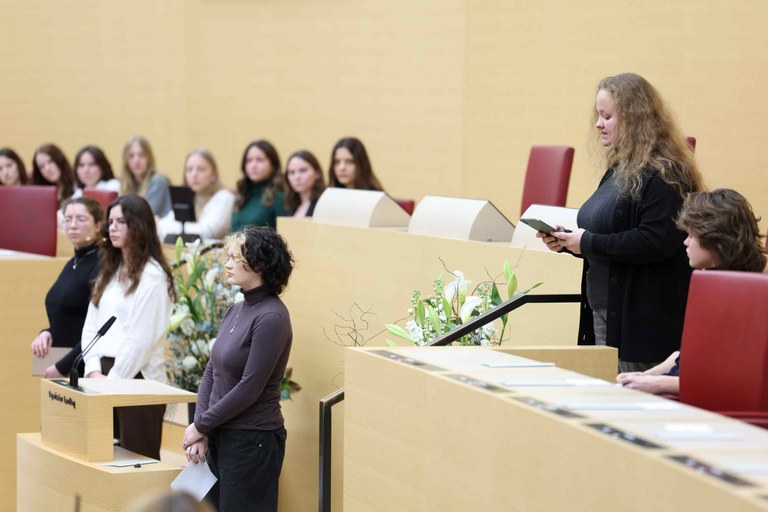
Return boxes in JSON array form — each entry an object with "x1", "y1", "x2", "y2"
[
  {"x1": 284, "y1": 150, "x2": 325, "y2": 218},
  {"x1": 159, "y1": 149, "x2": 235, "y2": 241},
  {"x1": 231, "y1": 139, "x2": 286, "y2": 231},
  {"x1": 72, "y1": 145, "x2": 121, "y2": 197},
  {"x1": 616, "y1": 189, "x2": 767, "y2": 394},
  {"x1": 0, "y1": 147, "x2": 27, "y2": 186},
  {"x1": 120, "y1": 136, "x2": 172, "y2": 218},
  {"x1": 328, "y1": 137, "x2": 384, "y2": 191},
  {"x1": 32, "y1": 143, "x2": 76, "y2": 206}
]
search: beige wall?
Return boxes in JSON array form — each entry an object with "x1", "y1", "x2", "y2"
[{"x1": 3, "y1": 0, "x2": 767, "y2": 224}]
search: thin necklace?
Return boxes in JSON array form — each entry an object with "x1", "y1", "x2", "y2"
[
  {"x1": 229, "y1": 301, "x2": 257, "y2": 333},
  {"x1": 72, "y1": 247, "x2": 97, "y2": 270}
]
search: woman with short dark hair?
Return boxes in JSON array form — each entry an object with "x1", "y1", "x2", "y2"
[{"x1": 183, "y1": 226, "x2": 294, "y2": 512}]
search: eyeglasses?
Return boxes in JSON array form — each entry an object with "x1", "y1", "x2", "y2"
[
  {"x1": 108, "y1": 218, "x2": 127, "y2": 228},
  {"x1": 63, "y1": 215, "x2": 92, "y2": 226}
]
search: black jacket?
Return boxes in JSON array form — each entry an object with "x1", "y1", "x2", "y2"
[{"x1": 577, "y1": 168, "x2": 692, "y2": 363}]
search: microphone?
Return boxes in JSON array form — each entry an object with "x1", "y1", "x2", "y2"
[{"x1": 69, "y1": 316, "x2": 117, "y2": 389}]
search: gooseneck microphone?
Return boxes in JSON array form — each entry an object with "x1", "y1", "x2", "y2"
[{"x1": 68, "y1": 316, "x2": 117, "y2": 389}]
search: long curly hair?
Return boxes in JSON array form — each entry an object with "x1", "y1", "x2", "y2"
[
  {"x1": 327, "y1": 137, "x2": 384, "y2": 191},
  {"x1": 284, "y1": 150, "x2": 326, "y2": 212},
  {"x1": 676, "y1": 189, "x2": 766, "y2": 272},
  {"x1": 32, "y1": 144, "x2": 75, "y2": 204},
  {"x1": 235, "y1": 140, "x2": 284, "y2": 210},
  {"x1": 226, "y1": 226, "x2": 294, "y2": 295},
  {"x1": 92, "y1": 195, "x2": 175, "y2": 306},
  {"x1": 591, "y1": 73, "x2": 703, "y2": 200}
]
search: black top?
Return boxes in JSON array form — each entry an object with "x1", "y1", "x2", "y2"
[
  {"x1": 577, "y1": 168, "x2": 692, "y2": 363},
  {"x1": 577, "y1": 174, "x2": 620, "y2": 310},
  {"x1": 44, "y1": 243, "x2": 99, "y2": 374}
]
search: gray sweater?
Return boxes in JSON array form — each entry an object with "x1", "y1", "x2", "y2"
[{"x1": 194, "y1": 286, "x2": 292, "y2": 433}]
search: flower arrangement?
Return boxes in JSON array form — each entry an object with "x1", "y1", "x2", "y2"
[
  {"x1": 165, "y1": 238, "x2": 300, "y2": 400},
  {"x1": 385, "y1": 261, "x2": 540, "y2": 346}
]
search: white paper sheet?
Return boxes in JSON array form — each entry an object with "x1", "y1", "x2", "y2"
[{"x1": 171, "y1": 461, "x2": 218, "y2": 501}]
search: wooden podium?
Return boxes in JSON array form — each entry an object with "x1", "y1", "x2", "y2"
[{"x1": 17, "y1": 378, "x2": 196, "y2": 512}]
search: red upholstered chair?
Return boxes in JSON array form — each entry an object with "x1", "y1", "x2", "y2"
[
  {"x1": 520, "y1": 145, "x2": 574, "y2": 216},
  {"x1": 83, "y1": 188, "x2": 118, "y2": 212},
  {"x1": 678, "y1": 270, "x2": 768, "y2": 427},
  {"x1": 684, "y1": 136, "x2": 696, "y2": 151},
  {"x1": 394, "y1": 198, "x2": 415, "y2": 215},
  {"x1": 0, "y1": 185, "x2": 58, "y2": 256}
]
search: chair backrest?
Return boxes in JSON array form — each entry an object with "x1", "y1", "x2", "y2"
[
  {"x1": 520, "y1": 145, "x2": 574, "y2": 216},
  {"x1": 394, "y1": 198, "x2": 415, "y2": 215},
  {"x1": 0, "y1": 185, "x2": 58, "y2": 256},
  {"x1": 83, "y1": 188, "x2": 118, "y2": 212},
  {"x1": 679, "y1": 270, "x2": 768, "y2": 412},
  {"x1": 684, "y1": 136, "x2": 697, "y2": 151}
]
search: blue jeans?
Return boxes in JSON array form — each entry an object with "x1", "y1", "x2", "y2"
[{"x1": 205, "y1": 426, "x2": 287, "y2": 512}]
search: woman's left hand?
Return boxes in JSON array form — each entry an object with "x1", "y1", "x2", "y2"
[
  {"x1": 183, "y1": 423, "x2": 204, "y2": 447},
  {"x1": 552, "y1": 228, "x2": 585, "y2": 254}
]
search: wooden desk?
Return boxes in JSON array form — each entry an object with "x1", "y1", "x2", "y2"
[
  {"x1": 17, "y1": 433, "x2": 182, "y2": 512},
  {"x1": 344, "y1": 347, "x2": 768, "y2": 511}
]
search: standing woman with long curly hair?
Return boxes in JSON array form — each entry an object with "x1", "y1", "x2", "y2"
[
  {"x1": 231, "y1": 140, "x2": 286, "y2": 232},
  {"x1": 540, "y1": 73, "x2": 704, "y2": 373},
  {"x1": 81, "y1": 194, "x2": 176, "y2": 459}
]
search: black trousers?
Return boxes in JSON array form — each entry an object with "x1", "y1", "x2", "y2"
[
  {"x1": 101, "y1": 357, "x2": 165, "y2": 460},
  {"x1": 205, "y1": 427, "x2": 287, "y2": 512}
]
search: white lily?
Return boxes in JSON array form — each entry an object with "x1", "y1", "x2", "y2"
[
  {"x1": 204, "y1": 268, "x2": 218, "y2": 290},
  {"x1": 182, "y1": 355, "x2": 198, "y2": 370},
  {"x1": 444, "y1": 271, "x2": 471, "y2": 303},
  {"x1": 460, "y1": 295, "x2": 484, "y2": 323}
]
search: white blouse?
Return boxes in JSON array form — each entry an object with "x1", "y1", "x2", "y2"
[
  {"x1": 158, "y1": 188, "x2": 235, "y2": 241},
  {"x1": 82, "y1": 259, "x2": 173, "y2": 383}
]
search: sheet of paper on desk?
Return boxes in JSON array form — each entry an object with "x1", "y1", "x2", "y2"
[
  {"x1": 483, "y1": 361, "x2": 555, "y2": 368},
  {"x1": 172, "y1": 461, "x2": 217, "y2": 501}
]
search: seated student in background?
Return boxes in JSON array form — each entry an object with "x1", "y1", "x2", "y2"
[
  {"x1": 159, "y1": 149, "x2": 235, "y2": 241},
  {"x1": 82, "y1": 195, "x2": 175, "y2": 459},
  {"x1": 617, "y1": 188, "x2": 767, "y2": 394},
  {"x1": 0, "y1": 147, "x2": 28, "y2": 186},
  {"x1": 32, "y1": 143, "x2": 75, "y2": 206},
  {"x1": 72, "y1": 145, "x2": 120, "y2": 197},
  {"x1": 231, "y1": 140, "x2": 286, "y2": 231},
  {"x1": 328, "y1": 137, "x2": 384, "y2": 191},
  {"x1": 284, "y1": 150, "x2": 326, "y2": 218},
  {"x1": 120, "y1": 136, "x2": 172, "y2": 218},
  {"x1": 31, "y1": 197, "x2": 103, "y2": 378}
]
